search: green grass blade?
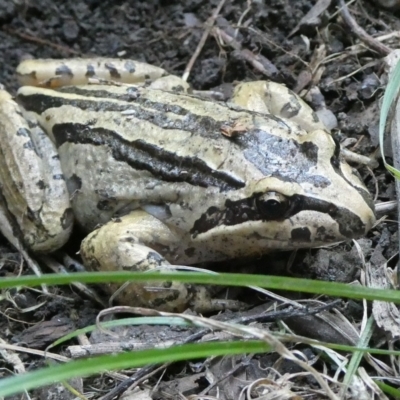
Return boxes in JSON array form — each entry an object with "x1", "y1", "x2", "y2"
[
  {"x1": 1, "y1": 271, "x2": 400, "y2": 303},
  {"x1": 0, "y1": 341, "x2": 270, "y2": 397},
  {"x1": 380, "y1": 55, "x2": 400, "y2": 177},
  {"x1": 342, "y1": 315, "x2": 374, "y2": 390}
]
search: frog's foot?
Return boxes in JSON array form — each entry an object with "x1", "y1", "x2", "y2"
[{"x1": 80, "y1": 210, "x2": 247, "y2": 313}]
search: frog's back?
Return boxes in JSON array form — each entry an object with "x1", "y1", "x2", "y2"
[
  {"x1": 16, "y1": 85, "x2": 267, "y2": 227},
  {"x1": 16, "y1": 84, "x2": 375, "y2": 247}
]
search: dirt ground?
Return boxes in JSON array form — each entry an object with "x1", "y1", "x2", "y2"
[{"x1": 0, "y1": 0, "x2": 399, "y2": 399}]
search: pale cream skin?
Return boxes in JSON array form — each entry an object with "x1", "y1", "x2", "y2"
[{"x1": 0, "y1": 58, "x2": 376, "y2": 312}]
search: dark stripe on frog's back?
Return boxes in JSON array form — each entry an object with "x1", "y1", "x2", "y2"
[
  {"x1": 17, "y1": 87, "x2": 290, "y2": 141},
  {"x1": 17, "y1": 89, "x2": 332, "y2": 187},
  {"x1": 17, "y1": 91, "x2": 237, "y2": 140},
  {"x1": 51, "y1": 122, "x2": 245, "y2": 191}
]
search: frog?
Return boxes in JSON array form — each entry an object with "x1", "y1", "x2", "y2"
[{"x1": 0, "y1": 58, "x2": 376, "y2": 312}]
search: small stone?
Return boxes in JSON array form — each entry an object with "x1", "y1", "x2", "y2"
[{"x1": 62, "y1": 19, "x2": 80, "y2": 42}]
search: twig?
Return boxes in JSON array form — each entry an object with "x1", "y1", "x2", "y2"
[
  {"x1": 199, "y1": 354, "x2": 254, "y2": 396},
  {"x1": 39, "y1": 255, "x2": 106, "y2": 307},
  {"x1": 213, "y1": 27, "x2": 280, "y2": 79},
  {"x1": 337, "y1": 0, "x2": 391, "y2": 56},
  {"x1": 100, "y1": 363, "x2": 169, "y2": 400},
  {"x1": 182, "y1": 0, "x2": 227, "y2": 81},
  {"x1": 0, "y1": 341, "x2": 70, "y2": 362},
  {"x1": 3, "y1": 26, "x2": 82, "y2": 55},
  {"x1": 235, "y1": 0, "x2": 253, "y2": 38},
  {"x1": 0, "y1": 338, "x2": 25, "y2": 374}
]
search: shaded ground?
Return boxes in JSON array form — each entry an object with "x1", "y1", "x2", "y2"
[{"x1": 0, "y1": 0, "x2": 399, "y2": 399}]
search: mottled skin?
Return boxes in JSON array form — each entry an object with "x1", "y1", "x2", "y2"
[{"x1": 0, "y1": 59, "x2": 376, "y2": 311}]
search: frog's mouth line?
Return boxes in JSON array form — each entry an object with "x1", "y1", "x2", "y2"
[{"x1": 190, "y1": 193, "x2": 370, "y2": 240}]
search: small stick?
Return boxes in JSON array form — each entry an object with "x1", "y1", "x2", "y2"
[
  {"x1": 182, "y1": 0, "x2": 227, "y2": 81},
  {"x1": 214, "y1": 27, "x2": 280, "y2": 79},
  {"x1": 3, "y1": 26, "x2": 82, "y2": 55},
  {"x1": 337, "y1": 0, "x2": 391, "y2": 56},
  {"x1": 0, "y1": 338, "x2": 25, "y2": 374}
]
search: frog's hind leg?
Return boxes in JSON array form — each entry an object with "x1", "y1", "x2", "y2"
[
  {"x1": 80, "y1": 210, "x2": 244, "y2": 312},
  {"x1": 17, "y1": 58, "x2": 170, "y2": 88},
  {"x1": 231, "y1": 81, "x2": 328, "y2": 132}
]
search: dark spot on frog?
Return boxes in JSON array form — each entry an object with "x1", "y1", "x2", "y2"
[
  {"x1": 52, "y1": 174, "x2": 65, "y2": 180},
  {"x1": 16, "y1": 127, "x2": 30, "y2": 137},
  {"x1": 124, "y1": 60, "x2": 136, "y2": 74},
  {"x1": 146, "y1": 251, "x2": 165, "y2": 266},
  {"x1": 120, "y1": 237, "x2": 135, "y2": 243},
  {"x1": 0, "y1": 189, "x2": 25, "y2": 242},
  {"x1": 84, "y1": 254, "x2": 101, "y2": 272},
  {"x1": 334, "y1": 208, "x2": 368, "y2": 238},
  {"x1": 105, "y1": 62, "x2": 121, "y2": 79},
  {"x1": 311, "y1": 111, "x2": 321, "y2": 123},
  {"x1": 15, "y1": 109, "x2": 25, "y2": 119},
  {"x1": 61, "y1": 208, "x2": 74, "y2": 229},
  {"x1": 36, "y1": 180, "x2": 45, "y2": 189},
  {"x1": 85, "y1": 64, "x2": 95, "y2": 78},
  {"x1": 280, "y1": 96, "x2": 301, "y2": 119},
  {"x1": 171, "y1": 85, "x2": 185, "y2": 93},
  {"x1": 291, "y1": 227, "x2": 311, "y2": 242},
  {"x1": 161, "y1": 281, "x2": 173, "y2": 289},
  {"x1": 315, "y1": 226, "x2": 336, "y2": 242},
  {"x1": 330, "y1": 135, "x2": 341, "y2": 169},
  {"x1": 301, "y1": 141, "x2": 319, "y2": 161},
  {"x1": 97, "y1": 200, "x2": 114, "y2": 211},
  {"x1": 309, "y1": 175, "x2": 330, "y2": 189},
  {"x1": 126, "y1": 87, "x2": 140, "y2": 100},
  {"x1": 23, "y1": 138, "x2": 40, "y2": 156},
  {"x1": 25, "y1": 207, "x2": 39, "y2": 223},
  {"x1": 145, "y1": 74, "x2": 150, "y2": 79},
  {"x1": 151, "y1": 289, "x2": 182, "y2": 309},
  {"x1": 185, "y1": 247, "x2": 196, "y2": 257},
  {"x1": 55, "y1": 64, "x2": 73, "y2": 77},
  {"x1": 66, "y1": 174, "x2": 82, "y2": 193}
]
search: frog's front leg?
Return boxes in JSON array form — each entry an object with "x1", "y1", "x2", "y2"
[
  {"x1": 0, "y1": 90, "x2": 73, "y2": 253},
  {"x1": 231, "y1": 81, "x2": 328, "y2": 132},
  {"x1": 80, "y1": 210, "x2": 239, "y2": 313}
]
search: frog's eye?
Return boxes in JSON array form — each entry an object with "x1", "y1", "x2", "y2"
[{"x1": 255, "y1": 192, "x2": 290, "y2": 220}]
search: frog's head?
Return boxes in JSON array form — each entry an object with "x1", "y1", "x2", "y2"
[{"x1": 191, "y1": 128, "x2": 376, "y2": 250}]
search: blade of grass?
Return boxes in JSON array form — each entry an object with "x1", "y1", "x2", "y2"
[
  {"x1": 1, "y1": 272, "x2": 400, "y2": 303},
  {"x1": 341, "y1": 315, "x2": 375, "y2": 396},
  {"x1": 0, "y1": 341, "x2": 270, "y2": 397},
  {"x1": 380, "y1": 55, "x2": 400, "y2": 177},
  {"x1": 375, "y1": 381, "x2": 400, "y2": 398}
]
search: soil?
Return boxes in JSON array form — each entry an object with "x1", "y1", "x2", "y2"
[{"x1": 0, "y1": 0, "x2": 399, "y2": 399}]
